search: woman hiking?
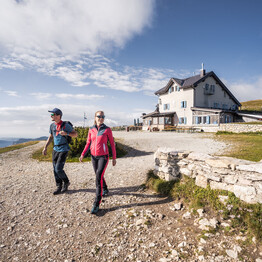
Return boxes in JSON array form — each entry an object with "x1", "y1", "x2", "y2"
[{"x1": 79, "y1": 111, "x2": 116, "y2": 214}]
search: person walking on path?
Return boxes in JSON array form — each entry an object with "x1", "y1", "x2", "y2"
[
  {"x1": 42, "y1": 108, "x2": 78, "y2": 195},
  {"x1": 79, "y1": 110, "x2": 116, "y2": 214}
]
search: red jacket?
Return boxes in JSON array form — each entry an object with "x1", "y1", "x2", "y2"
[{"x1": 81, "y1": 124, "x2": 116, "y2": 159}]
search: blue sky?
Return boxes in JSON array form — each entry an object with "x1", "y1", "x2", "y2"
[{"x1": 0, "y1": 0, "x2": 261, "y2": 138}]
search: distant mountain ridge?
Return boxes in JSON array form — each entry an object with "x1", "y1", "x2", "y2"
[
  {"x1": 0, "y1": 137, "x2": 48, "y2": 148},
  {"x1": 12, "y1": 137, "x2": 48, "y2": 145}
]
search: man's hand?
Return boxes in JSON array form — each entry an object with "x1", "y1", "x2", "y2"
[
  {"x1": 79, "y1": 155, "x2": 84, "y2": 162},
  {"x1": 112, "y1": 159, "x2": 116, "y2": 166},
  {"x1": 42, "y1": 148, "x2": 47, "y2": 156},
  {"x1": 59, "y1": 130, "x2": 68, "y2": 136}
]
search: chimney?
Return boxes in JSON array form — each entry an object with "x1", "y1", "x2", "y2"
[{"x1": 200, "y1": 63, "x2": 206, "y2": 77}]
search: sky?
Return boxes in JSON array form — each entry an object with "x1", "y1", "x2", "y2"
[{"x1": 0, "y1": 0, "x2": 261, "y2": 138}]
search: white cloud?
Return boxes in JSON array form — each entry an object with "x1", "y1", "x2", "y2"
[
  {"x1": 55, "y1": 94, "x2": 104, "y2": 100},
  {"x1": 0, "y1": 0, "x2": 157, "y2": 92},
  {"x1": 4, "y1": 91, "x2": 19, "y2": 97},
  {"x1": 30, "y1": 93, "x2": 52, "y2": 100},
  {"x1": 0, "y1": 0, "x2": 154, "y2": 55},
  {"x1": 30, "y1": 92, "x2": 104, "y2": 100},
  {"x1": 224, "y1": 77, "x2": 262, "y2": 102},
  {"x1": 0, "y1": 103, "x2": 142, "y2": 137}
]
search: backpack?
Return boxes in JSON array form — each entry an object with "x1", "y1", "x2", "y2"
[
  {"x1": 61, "y1": 121, "x2": 73, "y2": 144},
  {"x1": 52, "y1": 121, "x2": 73, "y2": 145}
]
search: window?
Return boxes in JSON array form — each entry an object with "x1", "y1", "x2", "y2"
[
  {"x1": 169, "y1": 87, "x2": 172, "y2": 93},
  {"x1": 222, "y1": 104, "x2": 228, "y2": 109},
  {"x1": 165, "y1": 117, "x2": 172, "y2": 125},
  {"x1": 159, "y1": 98, "x2": 162, "y2": 105},
  {"x1": 214, "y1": 102, "x2": 219, "y2": 109},
  {"x1": 225, "y1": 115, "x2": 232, "y2": 123},
  {"x1": 159, "y1": 117, "x2": 164, "y2": 125},
  {"x1": 195, "y1": 116, "x2": 202, "y2": 124},
  {"x1": 179, "y1": 117, "x2": 187, "y2": 124},
  {"x1": 204, "y1": 84, "x2": 215, "y2": 95},
  {"x1": 176, "y1": 86, "x2": 180, "y2": 91},
  {"x1": 163, "y1": 104, "x2": 170, "y2": 110},
  {"x1": 195, "y1": 116, "x2": 210, "y2": 125},
  {"x1": 171, "y1": 86, "x2": 174, "y2": 92},
  {"x1": 181, "y1": 101, "x2": 187, "y2": 108},
  {"x1": 153, "y1": 118, "x2": 158, "y2": 124}
]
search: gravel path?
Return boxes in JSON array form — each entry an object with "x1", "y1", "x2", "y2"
[{"x1": 0, "y1": 131, "x2": 261, "y2": 262}]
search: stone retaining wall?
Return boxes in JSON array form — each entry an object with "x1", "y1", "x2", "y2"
[
  {"x1": 154, "y1": 148, "x2": 262, "y2": 204},
  {"x1": 219, "y1": 123, "x2": 262, "y2": 133}
]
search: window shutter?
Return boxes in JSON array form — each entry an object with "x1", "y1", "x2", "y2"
[
  {"x1": 179, "y1": 118, "x2": 182, "y2": 124},
  {"x1": 184, "y1": 117, "x2": 187, "y2": 124},
  {"x1": 181, "y1": 101, "x2": 183, "y2": 108},
  {"x1": 195, "y1": 116, "x2": 198, "y2": 124},
  {"x1": 185, "y1": 101, "x2": 187, "y2": 108},
  {"x1": 207, "y1": 116, "x2": 210, "y2": 124}
]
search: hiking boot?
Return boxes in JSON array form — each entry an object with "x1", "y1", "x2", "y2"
[
  {"x1": 91, "y1": 204, "x2": 99, "y2": 214},
  {"x1": 53, "y1": 185, "x2": 62, "y2": 195},
  {"x1": 102, "y1": 188, "x2": 109, "y2": 197},
  {"x1": 61, "y1": 181, "x2": 70, "y2": 193}
]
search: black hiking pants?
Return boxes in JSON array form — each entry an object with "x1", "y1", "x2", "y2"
[
  {"x1": 91, "y1": 155, "x2": 109, "y2": 206},
  {"x1": 52, "y1": 150, "x2": 69, "y2": 186}
]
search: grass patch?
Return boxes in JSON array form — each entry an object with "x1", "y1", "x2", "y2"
[
  {"x1": 146, "y1": 170, "x2": 176, "y2": 196},
  {"x1": 0, "y1": 141, "x2": 39, "y2": 154},
  {"x1": 145, "y1": 171, "x2": 262, "y2": 243},
  {"x1": 240, "y1": 99, "x2": 262, "y2": 112},
  {"x1": 215, "y1": 132, "x2": 262, "y2": 162}
]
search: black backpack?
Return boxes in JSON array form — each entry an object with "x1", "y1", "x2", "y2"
[{"x1": 61, "y1": 121, "x2": 73, "y2": 144}]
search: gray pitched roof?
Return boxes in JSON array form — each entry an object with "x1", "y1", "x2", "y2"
[{"x1": 154, "y1": 71, "x2": 241, "y2": 106}]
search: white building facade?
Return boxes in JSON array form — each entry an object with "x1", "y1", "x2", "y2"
[{"x1": 142, "y1": 68, "x2": 241, "y2": 131}]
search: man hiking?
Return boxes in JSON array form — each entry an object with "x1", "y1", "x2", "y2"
[{"x1": 42, "y1": 108, "x2": 78, "y2": 195}]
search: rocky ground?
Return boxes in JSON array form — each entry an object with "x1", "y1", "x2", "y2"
[{"x1": 0, "y1": 131, "x2": 261, "y2": 262}]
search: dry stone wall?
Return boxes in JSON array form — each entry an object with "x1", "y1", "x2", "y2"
[
  {"x1": 154, "y1": 148, "x2": 262, "y2": 204},
  {"x1": 219, "y1": 123, "x2": 262, "y2": 133}
]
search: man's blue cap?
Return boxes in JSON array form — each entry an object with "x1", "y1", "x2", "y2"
[{"x1": 48, "y1": 108, "x2": 63, "y2": 116}]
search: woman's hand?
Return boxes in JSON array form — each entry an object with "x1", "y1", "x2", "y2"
[
  {"x1": 79, "y1": 155, "x2": 84, "y2": 162},
  {"x1": 112, "y1": 159, "x2": 116, "y2": 166}
]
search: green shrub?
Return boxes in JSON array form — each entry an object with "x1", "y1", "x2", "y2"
[{"x1": 33, "y1": 126, "x2": 127, "y2": 162}]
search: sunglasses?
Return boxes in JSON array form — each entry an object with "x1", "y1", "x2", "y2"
[
  {"x1": 51, "y1": 113, "x2": 57, "y2": 116},
  {"x1": 96, "y1": 115, "x2": 105, "y2": 119}
]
